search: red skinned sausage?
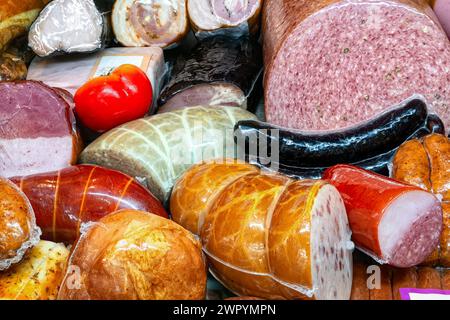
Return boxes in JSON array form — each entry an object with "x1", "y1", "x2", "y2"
[
  {"x1": 10, "y1": 165, "x2": 168, "y2": 243},
  {"x1": 323, "y1": 165, "x2": 442, "y2": 268}
]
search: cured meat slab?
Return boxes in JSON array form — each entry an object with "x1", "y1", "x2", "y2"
[
  {"x1": 0, "y1": 81, "x2": 81, "y2": 178},
  {"x1": 263, "y1": 0, "x2": 450, "y2": 132}
]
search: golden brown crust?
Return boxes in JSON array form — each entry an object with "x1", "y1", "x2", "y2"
[
  {"x1": 58, "y1": 210, "x2": 207, "y2": 300},
  {"x1": 202, "y1": 173, "x2": 291, "y2": 299},
  {"x1": 0, "y1": 178, "x2": 35, "y2": 264},
  {"x1": 440, "y1": 202, "x2": 450, "y2": 267},
  {"x1": 170, "y1": 161, "x2": 258, "y2": 234},
  {"x1": 417, "y1": 267, "x2": 442, "y2": 289},
  {"x1": 423, "y1": 134, "x2": 450, "y2": 202},
  {"x1": 392, "y1": 139, "x2": 432, "y2": 191},
  {"x1": 0, "y1": 241, "x2": 69, "y2": 300},
  {"x1": 441, "y1": 269, "x2": 450, "y2": 290}
]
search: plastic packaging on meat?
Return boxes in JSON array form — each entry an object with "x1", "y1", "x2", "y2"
[
  {"x1": 57, "y1": 210, "x2": 207, "y2": 300},
  {"x1": 27, "y1": 47, "x2": 167, "y2": 114},
  {"x1": 171, "y1": 161, "x2": 354, "y2": 300}
]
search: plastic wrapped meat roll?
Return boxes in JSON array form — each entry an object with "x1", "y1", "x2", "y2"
[
  {"x1": 112, "y1": 0, "x2": 189, "y2": 48},
  {"x1": 28, "y1": 0, "x2": 114, "y2": 57},
  {"x1": 429, "y1": 0, "x2": 450, "y2": 38},
  {"x1": 57, "y1": 210, "x2": 207, "y2": 300},
  {"x1": 171, "y1": 161, "x2": 354, "y2": 300},
  {"x1": 393, "y1": 134, "x2": 450, "y2": 267},
  {"x1": 80, "y1": 106, "x2": 257, "y2": 203},
  {"x1": 158, "y1": 36, "x2": 263, "y2": 113},
  {"x1": 0, "y1": 178, "x2": 40, "y2": 271},
  {"x1": 0, "y1": 241, "x2": 69, "y2": 300},
  {"x1": 10, "y1": 165, "x2": 168, "y2": 244},
  {"x1": 263, "y1": 0, "x2": 450, "y2": 131},
  {"x1": 188, "y1": 0, "x2": 262, "y2": 36}
]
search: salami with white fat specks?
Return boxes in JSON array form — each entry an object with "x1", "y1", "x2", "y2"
[{"x1": 263, "y1": 0, "x2": 450, "y2": 132}]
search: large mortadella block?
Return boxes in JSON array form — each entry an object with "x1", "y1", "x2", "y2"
[
  {"x1": 10, "y1": 165, "x2": 168, "y2": 244},
  {"x1": 0, "y1": 81, "x2": 81, "y2": 178},
  {"x1": 171, "y1": 162, "x2": 354, "y2": 300},
  {"x1": 324, "y1": 165, "x2": 443, "y2": 268},
  {"x1": 57, "y1": 210, "x2": 207, "y2": 300},
  {"x1": 80, "y1": 106, "x2": 257, "y2": 202},
  {"x1": 263, "y1": 0, "x2": 450, "y2": 131}
]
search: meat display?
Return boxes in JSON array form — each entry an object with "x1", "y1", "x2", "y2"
[
  {"x1": 10, "y1": 165, "x2": 167, "y2": 244},
  {"x1": 262, "y1": 0, "x2": 450, "y2": 132},
  {"x1": 158, "y1": 36, "x2": 262, "y2": 113},
  {"x1": 0, "y1": 81, "x2": 81, "y2": 178},
  {"x1": 28, "y1": 0, "x2": 114, "y2": 57},
  {"x1": 57, "y1": 210, "x2": 207, "y2": 300},
  {"x1": 0, "y1": 177, "x2": 40, "y2": 271},
  {"x1": 430, "y1": 0, "x2": 450, "y2": 38},
  {"x1": 188, "y1": 0, "x2": 262, "y2": 37},
  {"x1": 80, "y1": 106, "x2": 257, "y2": 202},
  {"x1": 0, "y1": 241, "x2": 68, "y2": 300},
  {"x1": 112, "y1": 0, "x2": 189, "y2": 48},
  {"x1": 171, "y1": 161, "x2": 354, "y2": 300},
  {"x1": 393, "y1": 133, "x2": 450, "y2": 267},
  {"x1": 323, "y1": 165, "x2": 443, "y2": 268}
]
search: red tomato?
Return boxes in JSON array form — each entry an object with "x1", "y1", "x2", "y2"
[{"x1": 74, "y1": 64, "x2": 153, "y2": 132}]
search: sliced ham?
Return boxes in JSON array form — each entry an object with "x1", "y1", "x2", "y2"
[{"x1": 0, "y1": 81, "x2": 81, "y2": 178}]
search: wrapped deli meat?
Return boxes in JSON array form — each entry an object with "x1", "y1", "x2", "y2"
[
  {"x1": 0, "y1": 178, "x2": 40, "y2": 271},
  {"x1": 0, "y1": 0, "x2": 49, "y2": 51},
  {"x1": 171, "y1": 161, "x2": 354, "y2": 300},
  {"x1": 112, "y1": 0, "x2": 189, "y2": 48},
  {"x1": 80, "y1": 106, "x2": 257, "y2": 203},
  {"x1": 27, "y1": 47, "x2": 166, "y2": 114},
  {"x1": 28, "y1": 0, "x2": 115, "y2": 57},
  {"x1": 262, "y1": 0, "x2": 450, "y2": 132},
  {"x1": 188, "y1": 0, "x2": 262, "y2": 38},
  {"x1": 57, "y1": 210, "x2": 207, "y2": 300},
  {"x1": 393, "y1": 134, "x2": 450, "y2": 267},
  {"x1": 0, "y1": 241, "x2": 69, "y2": 300},
  {"x1": 0, "y1": 81, "x2": 82, "y2": 178},
  {"x1": 10, "y1": 165, "x2": 168, "y2": 244}
]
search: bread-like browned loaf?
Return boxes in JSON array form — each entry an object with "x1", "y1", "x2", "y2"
[
  {"x1": 0, "y1": 0, "x2": 50, "y2": 50},
  {"x1": 0, "y1": 240, "x2": 69, "y2": 300},
  {"x1": 0, "y1": 177, "x2": 40, "y2": 271},
  {"x1": 57, "y1": 210, "x2": 207, "y2": 300},
  {"x1": 171, "y1": 161, "x2": 353, "y2": 300},
  {"x1": 393, "y1": 134, "x2": 450, "y2": 266},
  {"x1": 351, "y1": 258, "x2": 449, "y2": 300}
]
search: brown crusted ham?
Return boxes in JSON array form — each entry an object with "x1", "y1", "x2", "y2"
[
  {"x1": 262, "y1": 0, "x2": 450, "y2": 132},
  {"x1": 188, "y1": 0, "x2": 262, "y2": 35},
  {"x1": 0, "y1": 81, "x2": 81, "y2": 178},
  {"x1": 112, "y1": 0, "x2": 189, "y2": 48}
]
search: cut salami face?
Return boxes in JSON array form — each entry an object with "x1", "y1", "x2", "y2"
[
  {"x1": 323, "y1": 165, "x2": 443, "y2": 268},
  {"x1": 263, "y1": 0, "x2": 450, "y2": 132},
  {"x1": 112, "y1": 0, "x2": 189, "y2": 48},
  {"x1": 0, "y1": 81, "x2": 81, "y2": 178},
  {"x1": 188, "y1": 0, "x2": 262, "y2": 35}
]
